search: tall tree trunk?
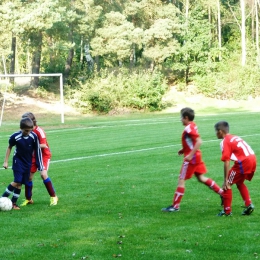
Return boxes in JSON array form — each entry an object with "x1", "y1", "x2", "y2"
[
  {"x1": 46, "y1": 36, "x2": 55, "y2": 74},
  {"x1": 256, "y1": 0, "x2": 259, "y2": 65},
  {"x1": 31, "y1": 31, "x2": 43, "y2": 87},
  {"x1": 10, "y1": 35, "x2": 16, "y2": 84},
  {"x1": 251, "y1": 1, "x2": 255, "y2": 42},
  {"x1": 27, "y1": 40, "x2": 30, "y2": 73},
  {"x1": 64, "y1": 27, "x2": 74, "y2": 84},
  {"x1": 208, "y1": 6, "x2": 211, "y2": 45},
  {"x1": 95, "y1": 56, "x2": 100, "y2": 72},
  {"x1": 80, "y1": 36, "x2": 84, "y2": 67},
  {"x1": 240, "y1": 0, "x2": 246, "y2": 66},
  {"x1": 185, "y1": 0, "x2": 189, "y2": 84},
  {"x1": 185, "y1": 66, "x2": 189, "y2": 85},
  {"x1": 2, "y1": 55, "x2": 7, "y2": 74},
  {"x1": 84, "y1": 43, "x2": 94, "y2": 71},
  {"x1": 217, "y1": 0, "x2": 222, "y2": 60},
  {"x1": 64, "y1": 48, "x2": 74, "y2": 83},
  {"x1": 185, "y1": 0, "x2": 189, "y2": 19},
  {"x1": 129, "y1": 44, "x2": 136, "y2": 69}
]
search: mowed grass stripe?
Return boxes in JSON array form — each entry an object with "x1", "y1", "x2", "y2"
[{"x1": 0, "y1": 112, "x2": 260, "y2": 260}]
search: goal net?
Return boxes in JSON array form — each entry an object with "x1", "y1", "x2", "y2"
[{"x1": 0, "y1": 73, "x2": 64, "y2": 126}]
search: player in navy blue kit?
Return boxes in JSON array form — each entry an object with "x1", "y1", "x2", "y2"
[
  {"x1": 21, "y1": 112, "x2": 58, "y2": 206},
  {"x1": 1, "y1": 117, "x2": 43, "y2": 209}
]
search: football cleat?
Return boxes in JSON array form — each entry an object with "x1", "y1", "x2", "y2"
[
  {"x1": 217, "y1": 210, "x2": 232, "y2": 217},
  {"x1": 21, "y1": 199, "x2": 34, "y2": 206},
  {"x1": 242, "y1": 204, "x2": 254, "y2": 215},
  {"x1": 50, "y1": 196, "x2": 58, "y2": 206},
  {"x1": 12, "y1": 203, "x2": 20, "y2": 210},
  {"x1": 161, "y1": 205, "x2": 180, "y2": 212}
]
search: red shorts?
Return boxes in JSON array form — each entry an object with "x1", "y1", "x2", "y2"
[
  {"x1": 31, "y1": 157, "x2": 51, "y2": 173},
  {"x1": 179, "y1": 161, "x2": 207, "y2": 180},
  {"x1": 228, "y1": 156, "x2": 256, "y2": 184}
]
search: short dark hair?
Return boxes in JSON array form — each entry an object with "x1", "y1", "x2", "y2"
[
  {"x1": 20, "y1": 117, "x2": 34, "y2": 129},
  {"x1": 214, "y1": 121, "x2": 229, "y2": 133},
  {"x1": 22, "y1": 112, "x2": 37, "y2": 126},
  {"x1": 181, "y1": 107, "x2": 195, "y2": 121}
]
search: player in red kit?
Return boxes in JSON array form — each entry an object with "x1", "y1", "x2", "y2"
[
  {"x1": 214, "y1": 121, "x2": 256, "y2": 216},
  {"x1": 20, "y1": 112, "x2": 58, "y2": 206},
  {"x1": 162, "y1": 107, "x2": 223, "y2": 212}
]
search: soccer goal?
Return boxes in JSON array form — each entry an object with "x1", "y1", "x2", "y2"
[{"x1": 0, "y1": 73, "x2": 64, "y2": 126}]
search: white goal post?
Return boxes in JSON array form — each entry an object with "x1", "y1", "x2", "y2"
[{"x1": 0, "y1": 73, "x2": 64, "y2": 126}]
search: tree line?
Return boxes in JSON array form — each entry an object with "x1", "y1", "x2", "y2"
[{"x1": 0, "y1": 0, "x2": 260, "y2": 112}]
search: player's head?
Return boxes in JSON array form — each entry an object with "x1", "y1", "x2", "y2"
[
  {"x1": 180, "y1": 107, "x2": 195, "y2": 122},
  {"x1": 214, "y1": 121, "x2": 229, "y2": 139},
  {"x1": 22, "y1": 112, "x2": 37, "y2": 126},
  {"x1": 20, "y1": 117, "x2": 33, "y2": 136}
]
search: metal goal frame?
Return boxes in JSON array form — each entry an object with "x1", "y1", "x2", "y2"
[{"x1": 0, "y1": 73, "x2": 64, "y2": 126}]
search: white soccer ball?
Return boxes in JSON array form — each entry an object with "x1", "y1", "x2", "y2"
[{"x1": 0, "y1": 197, "x2": 13, "y2": 211}]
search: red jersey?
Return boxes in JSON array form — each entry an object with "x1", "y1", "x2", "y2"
[
  {"x1": 220, "y1": 134, "x2": 255, "y2": 162},
  {"x1": 182, "y1": 121, "x2": 202, "y2": 164},
  {"x1": 33, "y1": 126, "x2": 51, "y2": 159}
]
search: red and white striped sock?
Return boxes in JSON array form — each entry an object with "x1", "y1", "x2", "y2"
[
  {"x1": 205, "y1": 178, "x2": 223, "y2": 195},
  {"x1": 172, "y1": 187, "x2": 185, "y2": 209}
]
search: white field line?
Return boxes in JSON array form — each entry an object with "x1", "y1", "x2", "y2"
[
  {"x1": 0, "y1": 120, "x2": 175, "y2": 138},
  {"x1": 51, "y1": 144, "x2": 178, "y2": 163},
  {"x1": 1, "y1": 133, "x2": 259, "y2": 170},
  {"x1": 0, "y1": 112, "x2": 259, "y2": 168},
  {"x1": 1, "y1": 109, "x2": 258, "y2": 136},
  {"x1": 50, "y1": 133, "x2": 260, "y2": 164}
]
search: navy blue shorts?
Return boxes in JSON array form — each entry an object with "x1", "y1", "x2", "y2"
[{"x1": 12, "y1": 158, "x2": 31, "y2": 184}]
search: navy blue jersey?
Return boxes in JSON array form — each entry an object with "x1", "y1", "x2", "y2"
[{"x1": 9, "y1": 131, "x2": 44, "y2": 171}]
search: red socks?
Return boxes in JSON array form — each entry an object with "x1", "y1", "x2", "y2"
[
  {"x1": 171, "y1": 180, "x2": 250, "y2": 214},
  {"x1": 223, "y1": 189, "x2": 232, "y2": 214},
  {"x1": 205, "y1": 179, "x2": 223, "y2": 194},
  {"x1": 222, "y1": 184, "x2": 252, "y2": 214},
  {"x1": 173, "y1": 187, "x2": 185, "y2": 209},
  {"x1": 237, "y1": 183, "x2": 252, "y2": 207}
]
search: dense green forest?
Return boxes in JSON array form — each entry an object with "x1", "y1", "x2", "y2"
[{"x1": 0, "y1": 0, "x2": 260, "y2": 113}]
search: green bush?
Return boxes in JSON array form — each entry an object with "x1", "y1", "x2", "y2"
[
  {"x1": 88, "y1": 92, "x2": 112, "y2": 113},
  {"x1": 193, "y1": 55, "x2": 260, "y2": 100},
  {"x1": 69, "y1": 69, "x2": 168, "y2": 114}
]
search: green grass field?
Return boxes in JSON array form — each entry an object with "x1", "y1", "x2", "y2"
[{"x1": 0, "y1": 110, "x2": 260, "y2": 260}]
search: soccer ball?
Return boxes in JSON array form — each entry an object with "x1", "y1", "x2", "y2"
[{"x1": 0, "y1": 197, "x2": 13, "y2": 211}]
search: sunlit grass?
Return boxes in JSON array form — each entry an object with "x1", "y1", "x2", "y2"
[{"x1": 0, "y1": 111, "x2": 259, "y2": 259}]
